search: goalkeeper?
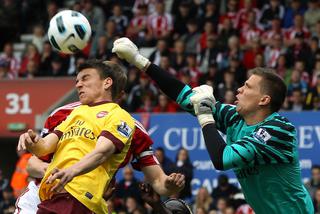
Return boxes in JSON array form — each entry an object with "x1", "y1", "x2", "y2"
[{"x1": 112, "y1": 38, "x2": 314, "y2": 214}]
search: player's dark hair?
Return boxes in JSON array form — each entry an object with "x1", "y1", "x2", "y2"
[
  {"x1": 77, "y1": 59, "x2": 127, "y2": 100},
  {"x1": 250, "y1": 67, "x2": 287, "y2": 113}
]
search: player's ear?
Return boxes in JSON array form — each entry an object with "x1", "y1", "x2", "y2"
[
  {"x1": 103, "y1": 77, "x2": 113, "y2": 91},
  {"x1": 259, "y1": 95, "x2": 271, "y2": 107}
]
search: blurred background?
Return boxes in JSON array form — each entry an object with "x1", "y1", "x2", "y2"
[{"x1": 0, "y1": 0, "x2": 320, "y2": 213}]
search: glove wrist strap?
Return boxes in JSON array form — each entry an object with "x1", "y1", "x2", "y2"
[{"x1": 134, "y1": 54, "x2": 150, "y2": 70}]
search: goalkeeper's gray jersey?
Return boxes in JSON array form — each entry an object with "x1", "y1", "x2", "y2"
[{"x1": 177, "y1": 85, "x2": 314, "y2": 214}]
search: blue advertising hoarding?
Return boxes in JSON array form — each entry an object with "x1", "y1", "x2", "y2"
[{"x1": 116, "y1": 112, "x2": 320, "y2": 195}]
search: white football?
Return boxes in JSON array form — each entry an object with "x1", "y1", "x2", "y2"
[{"x1": 47, "y1": 10, "x2": 91, "y2": 54}]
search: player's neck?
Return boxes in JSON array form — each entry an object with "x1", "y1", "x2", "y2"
[{"x1": 244, "y1": 110, "x2": 271, "y2": 126}]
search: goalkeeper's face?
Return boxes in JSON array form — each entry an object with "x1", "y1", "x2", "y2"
[
  {"x1": 76, "y1": 68, "x2": 112, "y2": 105},
  {"x1": 235, "y1": 75, "x2": 267, "y2": 116}
]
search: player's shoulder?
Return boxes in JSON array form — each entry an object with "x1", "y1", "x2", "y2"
[
  {"x1": 261, "y1": 113, "x2": 295, "y2": 133},
  {"x1": 49, "y1": 101, "x2": 81, "y2": 116},
  {"x1": 133, "y1": 119, "x2": 148, "y2": 135}
]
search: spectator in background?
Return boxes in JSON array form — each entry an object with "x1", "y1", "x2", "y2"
[
  {"x1": 264, "y1": 34, "x2": 286, "y2": 68},
  {"x1": 24, "y1": 60, "x2": 40, "y2": 79},
  {"x1": 136, "y1": 93, "x2": 154, "y2": 113},
  {"x1": 235, "y1": 0, "x2": 260, "y2": 30},
  {"x1": 155, "y1": 147, "x2": 175, "y2": 175},
  {"x1": 0, "y1": 42, "x2": 20, "y2": 78},
  {"x1": 0, "y1": 0, "x2": 19, "y2": 49},
  {"x1": 224, "y1": 89, "x2": 236, "y2": 104},
  {"x1": 0, "y1": 186, "x2": 15, "y2": 214},
  {"x1": 219, "y1": 0, "x2": 238, "y2": 28},
  {"x1": 159, "y1": 55, "x2": 177, "y2": 77},
  {"x1": 305, "y1": 165, "x2": 320, "y2": 200},
  {"x1": 214, "y1": 197, "x2": 229, "y2": 214},
  {"x1": 287, "y1": 89, "x2": 306, "y2": 111},
  {"x1": 192, "y1": 187, "x2": 214, "y2": 213},
  {"x1": 199, "y1": 21, "x2": 216, "y2": 52},
  {"x1": 253, "y1": 53, "x2": 265, "y2": 68},
  {"x1": 239, "y1": 10, "x2": 263, "y2": 49},
  {"x1": 284, "y1": 14, "x2": 310, "y2": 47},
  {"x1": 174, "y1": 148, "x2": 193, "y2": 201},
  {"x1": 170, "y1": 39, "x2": 186, "y2": 72},
  {"x1": 10, "y1": 151, "x2": 32, "y2": 198},
  {"x1": 103, "y1": 19, "x2": 119, "y2": 51},
  {"x1": 229, "y1": 56, "x2": 247, "y2": 85},
  {"x1": 125, "y1": 67, "x2": 140, "y2": 94},
  {"x1": 306, "y1": 71, "x2": 320, "y2": 110},
  {"x1": 173, "y1": 2, "x2": 193, "y2": 40},
  {"x1": 180, "y1": 53, "x2": 201, "y2": 87},
  {"x1": 42, "y1": 1, "x2": 58, "y2": 30},
  {"x1": 287, "y1": 69, "x2": 308, "y2": 97},
  {"x1": 217, "y1": 35, "x2": 242, "y2": 70},
  {"x1": 216, "y1": 16, "x2": 238, "y2": 51},
  {"x1": 286, "y1": 32, "x2": 313, "y2": 71},
  {"x1": 198, "y1": 1, "x2": 219, "y2": 32},
  {"x1": 314, "y1": 187, "x2": 320, "y2": 214},
  {"x1": 149, "y1": 39, "x2": 169, "y2": 66},
  {"x1": 180, "y1": 19, "x2": 201, "y2": 55},
  {"x1": 199, "y1": 62, "x2": 220, "y2": 86},
  {"x1": 0, "y1": 58, "x2": 12, "y2": 80},
  {"x1": 39, "y1": 41, "x2": 58, "y2": 76},
  {"x1": 0, "y1": 169, "x2": 9, "y2": 202},
  {"x1": 304, "y1": 0, "x2": 320, "y2": 34},
  {"x1": 81, "y1": 0, "x2": 105, "y2": 57},
  {"x1": 211, "y1": 174, "x2": 239, "y2": 204},
  {"x1": 127, "y1": 73, "x2": 158, "y2": 112},
  {"x1": 31, "y1": 25, "x2": 45, "y2": 54},
  {"x1": 283, "y1": 0, "x2": 306, "y2": 29},
  {"x1": 261, "y1": 17, "x2": 285, "y2": 47},
  {"x1": 19, "y1": 43, "x2": 40, "y2": 77},
  {"x1": 243, "y1": 37, "x2": 263, "y2": 69},
  {"x1": 94, "y1": 35, "x2": 112, "y2": 60},
  {"x1": 259, "y1": 0, "x2": 284, "y2": 30},
  {"x1": 126, "y1": 4, "x2": 149, "y2": 46},
  {"x1": 47, "y1": 55, "x2": 67, "y2": 77},
  {"x1": 146, "y1": 1, "x2": 173, "y2": 46},
  {"x1": 275, "y1": 54, "x2": 290, "y2": 80},
  {"x1": 153, "y1": 93, "x2": 177, "y2": 113},
  {"x1": 216, "y1": 70, "x2": 238, "y2": 102},
  {"x1": 116, "y1": 166, "x2": 143, "y2": 206},
  {"x1": 199, "y1": 35, "x2": 219, "y2": 74},
  {"x1": 109, "y1": 4, "x2": 128, "y2": 35},
  {"x1": 125, "y1": 196, "x2": 142, "y2": 214}
]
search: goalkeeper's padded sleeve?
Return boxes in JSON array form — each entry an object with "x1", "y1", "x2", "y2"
[
  {"x1": 146, "y1": 63, "x2": 186, "y2": 101},
  {"x1": 202, "y1": 123, "x2": 226, "y2": 170}
]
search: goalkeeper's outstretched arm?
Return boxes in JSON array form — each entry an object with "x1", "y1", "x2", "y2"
[{"x1": 112, "y1": 37, "x2": 194, "y2": 113}]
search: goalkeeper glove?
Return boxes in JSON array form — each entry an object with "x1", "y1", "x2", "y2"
[
  {"x1": 112, "y1": 37, "x2": 150, "y2": 70},
  {"x1": 190, "y1": 85, "x2": 216, "y2": 128}
]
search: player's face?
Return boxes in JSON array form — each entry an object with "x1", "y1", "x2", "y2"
[
  {"x1": 235, "y1": 75, "x2": 264, "y2": 116},
  {"x1": 76, "y1": 68, "x2": 111, "y2": 105}
]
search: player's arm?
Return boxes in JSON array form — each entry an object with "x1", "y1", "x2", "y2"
[
  {"x1": 17, "y1": 130, "x2": 59, "y2": 157},
  {"x1": 112, "y1": 37, "x2": 194, "y2": 113},
  {"x1": 26, "y1": 155, "x2": 49, "y2": 178},
  {"x1": 46, "y1": 136, "x2": 116, "y2": 192},
  {"x1": 202, "y1": 122, "x2": 296, "y2": 170},
  {"x1": 112, "y1": 38, "x2": 241, "y2": 132},
  {"x1": 141, "y1": 165, "x2": 185, "y2": 196}
]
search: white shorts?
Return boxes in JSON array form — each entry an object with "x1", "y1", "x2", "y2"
[{"x1": 14, "y1": 181, "x2": 41, "y2": 214}]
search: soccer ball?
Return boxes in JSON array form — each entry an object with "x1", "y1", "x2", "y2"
[{"x1": 47, "y1": 10, "x2": 91, "y2": 54}]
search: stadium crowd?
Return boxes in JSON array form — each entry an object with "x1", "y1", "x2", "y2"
[
  {"x1": 1, "y1": 0, "x2": 320, "y2": 213},
  {"x1": 0, "y1": 0, "x2": 320, "y2": 112}
]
